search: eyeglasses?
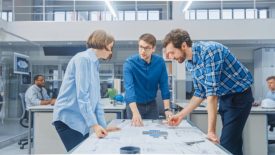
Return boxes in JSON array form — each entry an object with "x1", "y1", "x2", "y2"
[{"x1": 139, "y1": 45, "x2": 152, "y2": 52}]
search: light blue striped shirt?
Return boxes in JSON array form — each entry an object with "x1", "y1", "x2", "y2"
[
  {"x1": 53, "y1": 49, "x2": 106, "y2": 135},
  {"x1": 25, "y1": 85, "x2": 50, "y2": 110},
  {"x1": 266, "y1": 91, "x2": 275, "y2": 101}
]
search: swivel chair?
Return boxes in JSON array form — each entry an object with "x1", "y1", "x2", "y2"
[{"x1": 18, "y1": 93, "x2": 29, "y2": 149}]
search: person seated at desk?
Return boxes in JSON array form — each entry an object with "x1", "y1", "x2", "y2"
[
  {"x1": 25, "y1": 75, "x2": 55, "y2": 109},
  {"x1": 266, "y1": 76, "x2": 275, "y2": 127}
]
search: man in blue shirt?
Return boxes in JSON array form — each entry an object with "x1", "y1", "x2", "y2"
[
  {"x1": 25, "y1": 75, "x2": 55, "y2": 110},
  {"x1": 53, "y1": 30, "x2": 119, "y2": 152},
  {"x1": 123, "y1": 33, "x2": 172, "y2": 126},
  {"x1": 163, "y1": 29, "x2": 254, "y2": 155}
]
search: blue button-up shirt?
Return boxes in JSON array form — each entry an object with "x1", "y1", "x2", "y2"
[
  {"x1": 25, "y1": 85, "x2": 50, "y2": 109},
  {"x1": 53, "y1": 49, "x2": 106, "y2": 136},
  {"x1": 186, "y1": 41, "x2": 253, "y2": 98},
  {"x1": 123, "y1": 54, "x2": 170, "y2": 104}
]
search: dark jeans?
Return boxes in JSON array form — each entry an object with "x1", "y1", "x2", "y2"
[
  {"x1": 126, "y1": 100, "x2": 159, "y2": 119},
  {"x1": 219, "y1": 88, "x2": 254, "y2": 155},
  {"x1": 53, "y1": 121, "x2": 89, "y2": 152}
]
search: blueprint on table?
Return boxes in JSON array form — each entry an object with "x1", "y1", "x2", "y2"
[{"x1": 72, "y1": 119, "x2": 229, "y2": 154}]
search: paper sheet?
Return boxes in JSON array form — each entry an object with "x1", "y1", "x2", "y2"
[{"x1": 72, "y1": 119, "x2": 229, "y2": 154}]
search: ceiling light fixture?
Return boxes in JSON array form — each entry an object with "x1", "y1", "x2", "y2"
[
  {"x1": 182, "y1": 0, "x2": 193, "y2": 13},
  {"x1": 104, "y1": 0, "x2": 117, "y2": 18}
]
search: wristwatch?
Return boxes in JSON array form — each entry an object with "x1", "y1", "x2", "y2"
[{"x1": 164, "y1": 108, "x2": 171, "y2": 112}]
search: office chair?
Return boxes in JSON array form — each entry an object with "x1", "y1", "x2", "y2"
[
  {"x1": 18, "y1": 93, "x2": 29, "y2": 149},
  {"x1": 268, "y1": 114, "x2": 275, "y2": 144}
]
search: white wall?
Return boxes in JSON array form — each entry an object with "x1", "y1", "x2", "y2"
[
  {"x1": 230, "y1": 47, "x2": 254, "y2": 62},
  {"x1": 2, "y1": 18, "x2": 275, "y2": 42}
]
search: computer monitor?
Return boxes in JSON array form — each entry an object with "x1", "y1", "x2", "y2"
[{"x1": 14, "y1": 52, "x2": 30, "y2": 75}]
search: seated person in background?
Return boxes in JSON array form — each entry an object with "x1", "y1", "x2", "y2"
[
  {"x1": 266, "y1": 76, "x2": 275, "y2": 129},
  {"x1": 25, "y1": 75, "x2": 55, "y2": 109}
]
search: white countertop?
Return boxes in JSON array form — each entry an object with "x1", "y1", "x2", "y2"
[
  {"x1": 175, "y1": 102, "x2": 275, "y2": 114},
  {"x1": 28, "y1": 98, "x2": 126, "y2": 111}
]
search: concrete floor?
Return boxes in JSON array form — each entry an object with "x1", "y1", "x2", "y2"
[{"x1": 0, "y1": 119, "x2": 28, "y2": 149}]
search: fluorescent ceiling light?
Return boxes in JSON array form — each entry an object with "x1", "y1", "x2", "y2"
[
  {"x1": 182, "y1": 0, "x2": 193, "y2": 13},
  {"x1": 104, "y1": 0, "x2": 117, "y2": 18}
]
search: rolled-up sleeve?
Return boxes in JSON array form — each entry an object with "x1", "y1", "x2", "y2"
[
  {"x1": 159, "y1": 61, "x2": 170, "y2": 100},
  {"x1": 203, "y1": 48, "x2": 223, "y2": 97},
  {"x1": 123, "y1": 61, "x2": 136, "y2": 104},
  {"x1": 75, "y1": 57, "x2": 98, "y2": 128},
  {"x1": 193, "y1": 78, "x2": 206, "y2": 99},
  {"x1": 95, "y1": 102, "x2": 107, "y2": 128}
]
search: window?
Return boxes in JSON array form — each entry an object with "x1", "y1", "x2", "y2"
[
  {"x1": 1, "y1": 12, "x2": 8, "y2": 21},
  {"x1": 101, "y1": 11, "x2": 112, "y2": 21},
  {"x1": 66, "y1": 11, "x2": 75, "y2": 21},
  {"x1": 209, "y1": 9, "x2": 220, "y2": 20},
  {"x1": 259, "y1": 9, "x2": 267, "y2": 19},
  {"x1": 78, "y1": 11, "x2": 88, "y2": 21},
  {"x1": 54, "y1": 11, "x2": 65, "y2": 21},
  {"x1": 118, "y1": 11, "x2": 124, "y2": 21},
  {"x1": 196, "y1": 10, "x2": 207, "y2": 20},
  {"x1": 2, "y1": 11, "x2": 13, "y2": 22},
  {"x1": 184, "y1": 11, "x2": 190, "y2": 20},
  {"x1": 222, "y1": 9, "x2": 232, "y2": 19},
  {"x1": 125, "y1": 11, "x2": 135, "y2": 21},
  {"x1": 189, "y1": 10, "x2": 196, "y2": 20},
  {"x1": 246, "y1": 9, "x2": 257, "y2": 19},
  {"x1": 137, "y1": 11, "x2": 147, "y2": 20},
  {"x1": 233, "y1": 9, "x2": 245, "y2": 19},
  {"x1": 148, "y1": 10, "x2": 159, "y2": 20},
  {"x1": 90, "y1": 11, "x2": 101, "y2": 21},
  {"x1": 8, "y1": 12, "x2": 12, "y2": 21},
  {"x1": 46, "y1": 11, "x2": 54, "y2": 21}
]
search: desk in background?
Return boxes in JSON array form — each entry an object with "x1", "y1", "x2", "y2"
[
  {"x1": 71, "y1": 119, "x2": 230, "y2": 154},
  {"x1": 27, "y1": 98, "x2": 126, "y2": 154},
  {"x1": 175, "y1": 102, "x2": 275, "y2": 155}
]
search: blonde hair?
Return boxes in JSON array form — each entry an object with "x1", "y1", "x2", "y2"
[{"x1": 86, "y1": 30, "x2": 114, "y2": 49}]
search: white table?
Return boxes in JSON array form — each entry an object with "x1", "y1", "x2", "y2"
[
  {"x1": 27, "y1": 98, "x2": 126, "y2": 154},
  {"x1": 71, "y1": 119, "x2": 230, "y2": 154},
  {"x1": 175, "y1": 102, "x2": 275, "y2": 155}
]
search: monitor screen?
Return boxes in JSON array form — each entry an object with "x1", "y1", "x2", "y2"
[{"x1": 14, "y1": 52, "x2": 30, "y2": 75}]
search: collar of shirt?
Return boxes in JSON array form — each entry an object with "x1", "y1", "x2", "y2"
[
  {"x1": 33, "y1": 84, "x2": 42, "y2": 92},
  {"x1": 137, "y1": 54, "x2": 154, "y2": 65},
  {"x1": 86, "y1": 48, "x2": 100, "y2": 69},
  {"x1": 186, "y1": 43, "x2": 200, "y2": 71}
]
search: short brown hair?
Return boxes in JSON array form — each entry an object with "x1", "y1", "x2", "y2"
[
  {"x1": 139, "y1": 33, "x2": 156, "y2": 47},
  {"x1": 163, "y1": 28, "x2": 192, "y2": 48},
  {"x1": 266, "y1": 76, "x2": 275, "y2": 81},
  {"x1": 87, "y1": 30, "x2": 115, "y2": 49}
]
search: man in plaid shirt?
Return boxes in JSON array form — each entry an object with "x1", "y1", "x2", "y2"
[{"x1": 163, "y1": 29, "x2": 254, "y2": 155}]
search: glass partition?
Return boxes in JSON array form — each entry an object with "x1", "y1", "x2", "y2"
[{"x1": 0, "y1": 28, "x2": 41, "y2": 120}]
